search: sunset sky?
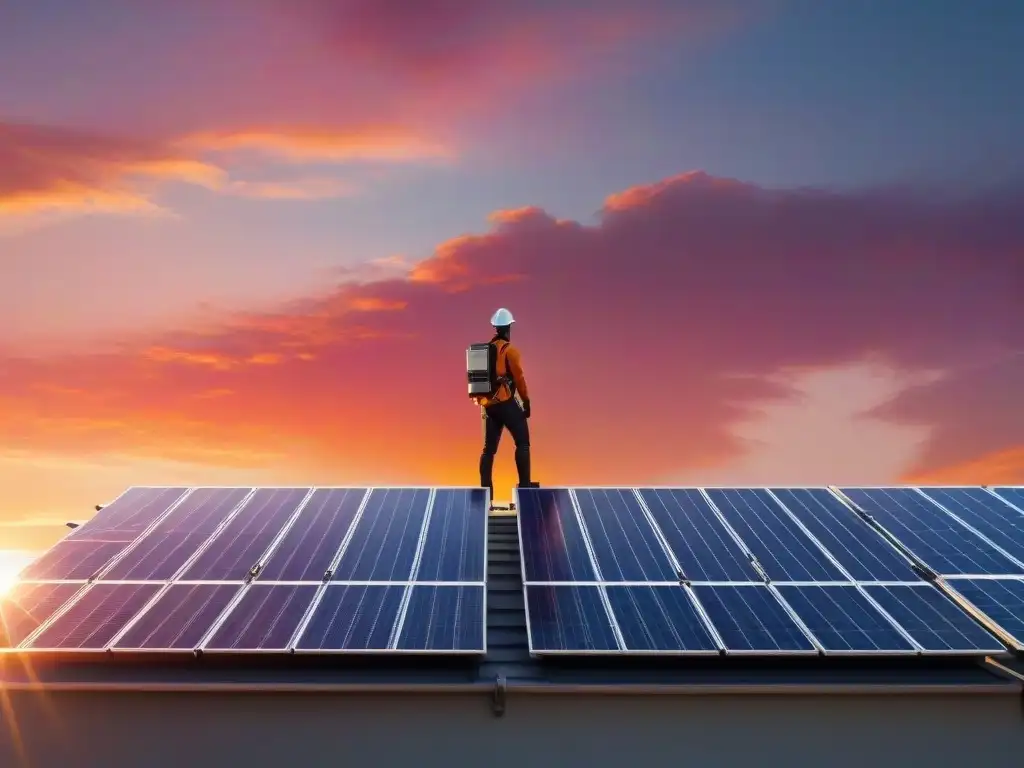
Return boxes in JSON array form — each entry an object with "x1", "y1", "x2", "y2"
[{"x1": 1, "y1": 0, "x2": 1022, "y2": 553}]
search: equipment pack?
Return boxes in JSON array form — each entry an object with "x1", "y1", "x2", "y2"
[{"x1": 466, "y1": 340, "x2": 513, "y2": 400}]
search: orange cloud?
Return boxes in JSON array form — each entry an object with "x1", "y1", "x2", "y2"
[
  {"x1": 0, "y1": 121, "x2": 451, "y2": 225},
  {"x1": 904, "y1": 447, "x2": 1024, "y2": 485},
  {"x1": 0, "y1": 171, "x2": 1020, "y2": 496},
  {"x1": 181, "y1": 128, "x2": 452, "y2": 163}
]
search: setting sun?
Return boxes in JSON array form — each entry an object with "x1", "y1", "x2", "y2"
[{"x1": 0, "y1": 550, "x2": 34, "y2": 597}]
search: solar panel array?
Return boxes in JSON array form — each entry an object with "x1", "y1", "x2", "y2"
[
  {"x1": 1, "y1": 486, "x2": 488, "y2": 656},
  {"x1": 517, "y1": 487, "x2": 1016, "y2": 657},
  {"x1": 838, "y1": 486, "x2": 1024, "y2": 653}
]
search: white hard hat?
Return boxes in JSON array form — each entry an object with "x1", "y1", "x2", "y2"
[{"x1": 490, "y1": 308, "x2": 515, "y2": 326}]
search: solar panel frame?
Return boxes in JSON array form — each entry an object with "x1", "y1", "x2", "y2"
[
  {"x1": 20, "y1": 581, "x2": 166, "y2": 654},
  {"x1": 911, "y1": 486, "x2": 1024, "y2": 573},
  {"x1": 0, "y1": 581, "x2": 90, "y2": 651},
  {"x1": 938, "y1": 577, "x2": 1024, "y2": 652},
  {"x1": 255, "y1": 488, "x2": 371, "y2": 581},
  {"x1": 107, "y1": 582, "x2": 247, "y2": 655},
  {"x1": 17, "y1": 486, "x2": 191, "y2": 581},
  {"x1": 767, "y1": 487, "x2": 923, "y2": 582},
  {"x1": 96, "y1": 487, "x2": 257, "y2": 581},
  {"x1": 8, "y1": 485, "x2": 488, "y2": 658},
  {"x1": 992, "y1": 486, "x2": 1024, "y2": 511},
  {"x1": 702, "y1": 488, "x2": 849, "y2": 582},
  {"x1": 833, "y1": 486, "x2": 1024, "y2": 577},
  {"x1": 194, "y1": 486, "x2": 489, "y2": 656},
  {"x1": 176, "y1": 487, "x2": 316, "y2": 582},
  {"x1": 773, "y1": 584, "x2": 921, "y2": 656},
  {"x1": 859, "y1": 582, "x2": 1008, "y2": 656},
  {"x1": 516, "y1": 486, "x2": 1014, "y2": 659}
]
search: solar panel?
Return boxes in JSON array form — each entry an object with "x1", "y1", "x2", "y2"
[
  {"x1": 19, "y1": 487, "x2": 188, "y2": 580},
  {"x1": 860, "y1": 584, "x2": 1005, "y2": 654},
  {"x1": 100, "y1": 487, "x2": 254, "y2": 580},
  {"x1": 111, "y1": 583, "x2": 244, "y2": 652},
  {"x1": 773, "y1": 585, "x2": 916, "y2": 655},
  {"x1": 257, "y1": 488, "x2": 369, "y2": 581},
  {"x1": 704, "y1": 488, "x2": 846, "y2": 582},
  {"x1": 10, "y1": 485, "x2": 488, "y2": 657},
  {"x1": 25, "y1": 583, "x2": 163, "y2": 651},
  {"x1": 294, "y1": 585, "x2": 405, "y2": 652},
  {"x1": 837, "y1": 487, "x2": 1024, "y2": 576},
  {"x1": 992, "y1": 486, "x2": 1024, "y2": 509},
  {"x1": 769, "y1": 488, "x2": 921, "y2": 581},
  {"x1": 525, "y1": 585, "x2": 619, "y2": 653},
  {"x1": 178, "y1": 488, "x2": 312, "y2": 581},
  {"x1": 517, "y1": 488, "x2": 597, "y2": 582},
  {"x1": 572, "y1": 489, "x2": 677, "y2": 582},
  {"x1": 202, "y1": 584, "x2": 318, "y2": 652},
  {"x1": 518, "y1": 486, "x2": 1016, "y2": 658},
  {"x1": 605, "y1": 585, "x2": 719, "y2": 653},
  {"x1": 637, "y1": 489, "x2": 760, "y2": 581},
  {"x1": 690, "y1": 584, "x2": 817, "y2": 655},
  {"x1": 0, "y1": 582, "x2": 85, "y2": 649},
  {"x1": 409, "y1": 489, "x2": 488, "y2": 582},
  {"x1": 330, "y1": 488, "x2": 431, "y2": 582},
  {"x1": 941, "y1": 578, "x2": 1024, "y2": 651},
  {"x1": 397, "y1": 585, "x2": 485, "y2": 652},
  {"x1": 915, "y1": 487, "x2": 1024, "y2": 568}
]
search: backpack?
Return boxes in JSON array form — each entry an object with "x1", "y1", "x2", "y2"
[{"x1": 466, "y1": 338, "x2": 514, "y2": 400}]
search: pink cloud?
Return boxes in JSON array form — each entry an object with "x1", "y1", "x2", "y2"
[{"x1": 0, "y1": 170, "x2": 1020, "y2": 486}]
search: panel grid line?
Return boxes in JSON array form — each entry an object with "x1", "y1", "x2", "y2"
[
  {"x1": 169, "y1": 488, "x2": 260, "y2": 580},
  {"x1": 388, "y1": 489, "x2": 437, "y2": 649},
  {"x1": 567, "y1": 489, "x2": 626, "y2": 651},
  {"x1": 87, "y1": 488, "x2": 197, "y2": 581},
  {"x1": 697, "y1": 488, "x2": 770, "y2": 582},
  {"x1": 246, "y1": 487, "x2": 318, "y2": 579},
  {"x1": 913, "y1": 488, "x2": 1024, "y2": 573},
  {"x1": 764, "y1": 488, "x2": 859, "y2": 581}
]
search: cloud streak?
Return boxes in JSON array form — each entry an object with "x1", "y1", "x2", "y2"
[
  {"x1": 0, "y1": 170, "x2": 1020, "y2": 488},
  {"x1": 0, "y1": 121, "x2": 451, "y2": 223}
]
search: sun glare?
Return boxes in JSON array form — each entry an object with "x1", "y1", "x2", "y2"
[{"x1": 0, "y1": 551, "x2": 33, "y2": 597}]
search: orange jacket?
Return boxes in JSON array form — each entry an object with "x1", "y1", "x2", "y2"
[{"x1": 480, "y1": 339, "x2": 530, "y2": 406}]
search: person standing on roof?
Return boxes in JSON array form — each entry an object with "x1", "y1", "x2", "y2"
[{"x1": 478, "y1": 308, "x2": 534, "y2": 497}]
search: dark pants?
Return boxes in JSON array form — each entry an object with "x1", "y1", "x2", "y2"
[{"x1": 480, "y1": 398, "x2": 531, "y2": 495}]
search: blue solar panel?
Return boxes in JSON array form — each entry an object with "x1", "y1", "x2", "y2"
[
  {"x1": 526, "y1": 585, "x2": 619, "y2": 653},
  {"x1": 769, "y1": 488, "x2": 920, "y2": 581},
  {"x1": 0, "y1": 582, "x2": 85, "y2": 649},
  {"x1": 705, "y1": 488, "x2": 846, "y2": 581},
  {"x1": 518, "y1": 489, "x2": 596, "y2": 582},
  {"x1": 774, "y1": 585, "x2": 915, "y2": 654},
  {"x1": 203, "y1": 584, "x2": 319, "y2": 652},
  {"x1": 838, "y1": 487, "x2": 1024, "y2": 576},
  {"x1": 394, "y1": 586, "x2": 485, "y2": 652},
  {"x1": 690, "y1": 585, "x2": 817, "y2": 654},
  {"x1": 294, "y1": 585, "x2": 404, "y2": 652},
  {"x1": 20, "y1": 487, "x2": 188, "y2": 580},
  {"x1": 101, "y1": 487, "x2": 253, "y2": 580},
  {"x1": 573, "y1": 489, "x2": 677, "y2": 582},
  {"x1": 943, "y1": 578, "x2": 1024, "y2": 650},
  {"x1": 179, "y1": 488, "x2": 311, "y2": 581},
  {"x1": 330, "y1": 488, "x2": 430, "y2": 581},
  {"x1": 257, "y1": 488, "x2": 368, "y2": 581},
  {"x1": 26, "y1": 583, "x2": 162, "y2": 651},
  {"x1": 606, "y1": 586, "x2": 718, "y2": 652},
  {"x1": 414, "y1": 489, "x2": 488, "y2": 582},
  {"x1": 993, "y1": 487, "x2": 1024, "y2": 510},
  {"x1": 916, "y1": 487, "x2": 1024, "y2": 568},
  {"x1": 860, "y1": 584, "x2": 1005, "y2": 654},
  {"x1": 638, "y1": 489, "x2": 760, "y2": 581},
  {"x1": 112, "y1": 584, "x2": 242, "y2": 651}
]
